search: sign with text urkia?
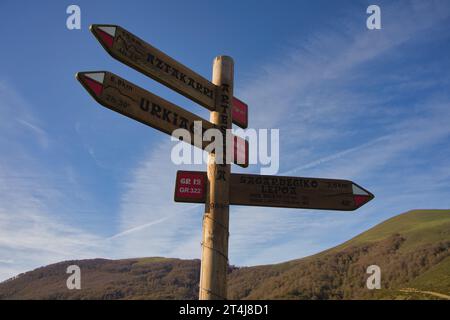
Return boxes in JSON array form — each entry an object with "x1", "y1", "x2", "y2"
[
  {"x1": 174, "y1": 171, "x2": 374, "y2": 211},
  {"x1": 77, "y1": 71, "x2": 248, "y2": 167}
]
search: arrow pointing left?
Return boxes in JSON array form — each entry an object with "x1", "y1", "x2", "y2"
[{"x1": 76, "y1": 71, "x2": 248, "y2": 167}]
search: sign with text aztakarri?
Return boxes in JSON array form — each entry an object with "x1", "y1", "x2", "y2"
[
  {"x1": 90, "y1": 24, "x2": 248, "y2": 128},
  {"x1": 174, "y1": 171, "x2": 374, "y2": 211}
]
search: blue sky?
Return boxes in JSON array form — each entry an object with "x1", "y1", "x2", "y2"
[{"x1": 0, "y1": 0, "x2": 449, "y2": 281}]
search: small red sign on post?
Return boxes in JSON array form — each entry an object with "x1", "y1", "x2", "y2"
[
  {"x1": 232, "y1": 97, "x2": 248, "y2": 129},
  {"x1": 174, "y1": 171, "x2": 207, "y2": 203}
]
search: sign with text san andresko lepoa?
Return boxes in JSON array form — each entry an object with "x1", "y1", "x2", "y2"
[{"x1": 174, "y1": 171, "x2": 374, "y2": 211}]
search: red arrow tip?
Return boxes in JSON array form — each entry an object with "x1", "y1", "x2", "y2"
[
  {"x1": 351, "y1": 183, "x2": 374, "y2": 208},
  {"x1": 354, "y1": 195, "x2": 371, "y2": 207},
  {"x1": 92, "y1": 25, "x2": 116, "y2": 48},
  {"x1": 77, "y1": 72, "x2": 105, "y2": 97}
]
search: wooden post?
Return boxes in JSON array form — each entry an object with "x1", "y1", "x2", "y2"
[{"x1": 199, "y1": 56, "x2": 234, "y2": 300}]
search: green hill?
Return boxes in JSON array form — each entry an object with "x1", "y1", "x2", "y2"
[
  {"x1": 0, "y1": 209, "x2": 449, "y2": 300},
  {"x1": 228, "y1": 210, "x2": 450, "y2": 299},
  {"x1": 336, "y1": 209, "x2": 450, "y2": 250}
]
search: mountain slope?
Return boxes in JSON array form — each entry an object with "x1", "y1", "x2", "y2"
[
  {"x1": 0, "y1": 209, "x2": 449, "y2": 300},
  {"x1": 335, "y1": 209, "x2": 450, "y2": 251},
  {"x1": 0, "y1": 257, "x2": 201, "y2": 300},
  {"x1": 228, "y1": 210, "x2": 450, "y2": 299}
]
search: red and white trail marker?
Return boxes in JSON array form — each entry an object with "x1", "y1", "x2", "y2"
[
  {"x1": 78, "y1": 72, "x2": 105, "y2": 96},
  {"x1": 174, "y1": 171, "x2": 207, "y2": 203},
  {"x1": 94, "y1": 25, "x2": 116, "y2": 48},
  {"x1": 352, "y1": 183, "x2": 373, "y2": 208}
]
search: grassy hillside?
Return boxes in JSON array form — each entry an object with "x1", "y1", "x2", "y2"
[
  {"x1": 408, "y1": 255, "x2": 450, "y2": 293},
  {"x1": 0, "y1": 209, "x2": 449, "y2": 300},
  {"x1": 228, "y1": 210, "x2": 450, "y2": 299},
  {"x1": 336, "y1": 210, "x2": 450, "y2": 250},
  {"x1": 0, "y1": 258, "x2": 201, "y2": 300}
]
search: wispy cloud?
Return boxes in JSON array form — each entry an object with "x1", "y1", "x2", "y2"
[
  {"x1": 109, "y1": 141, "x2": 205, "y2": 260},
  {"x1": 0, "y1": 81, "x2": 50, "y2": 151},
  {"x1": 0, "y1": 169, "x2": 108, "y2": 281},
  {"x1": 0, "y1": 259, "x2": 14, "y2": 265},
  {"x1": 16, "y1": 119, "x2": 49, "y2": 149},
  {"x1": 282, "y1": 136, "x2": 389, "y2": 176},
  {"x1": 107, "y1": 217, "x2": 170, "y2": 240},
  {"x1": 0, "y1": 82, "x2": 108, "y2": 281}
]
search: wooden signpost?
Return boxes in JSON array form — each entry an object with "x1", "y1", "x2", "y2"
[
  {"x1": 199, "y1": 56, "x2": 233, "y2": 300},
  {"x1": 77, "y1": 23, "x2": 374, "y2": 301}
]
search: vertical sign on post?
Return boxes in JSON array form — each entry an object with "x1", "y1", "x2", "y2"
[
  {"x1": 231, "y1": 97, "x2": 248, "y2": 129},
  {"x1": 199, "y1": 56, "x2": 234, "y2": 300}
]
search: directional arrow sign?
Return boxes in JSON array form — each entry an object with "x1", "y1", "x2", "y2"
[
  {"x1": 76, "y1": 71, "x2": 248, "y2": 167},
  {"x1": 90, "y1": 24, "x2": 248, "y2": 129},
  {"x1": 229, "y1": 173, "x2": 374, "y2": 210},
  {"x1": 174, "y1": 171, "x2": 374, "y2": 211}
]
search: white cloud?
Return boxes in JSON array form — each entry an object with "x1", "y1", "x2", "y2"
[
  {"x1": 0, "y1": 81, "x2": 50, "y2": 152},
  {"x1": 0, "y1": 82, "x2": 108, "y2": 281},
  {"x1": 109, "y1": 140, "x2": 205, "y2": 260},
  {"x1": 0, "y1": 166, "x2": 108, "y2": 281}
]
